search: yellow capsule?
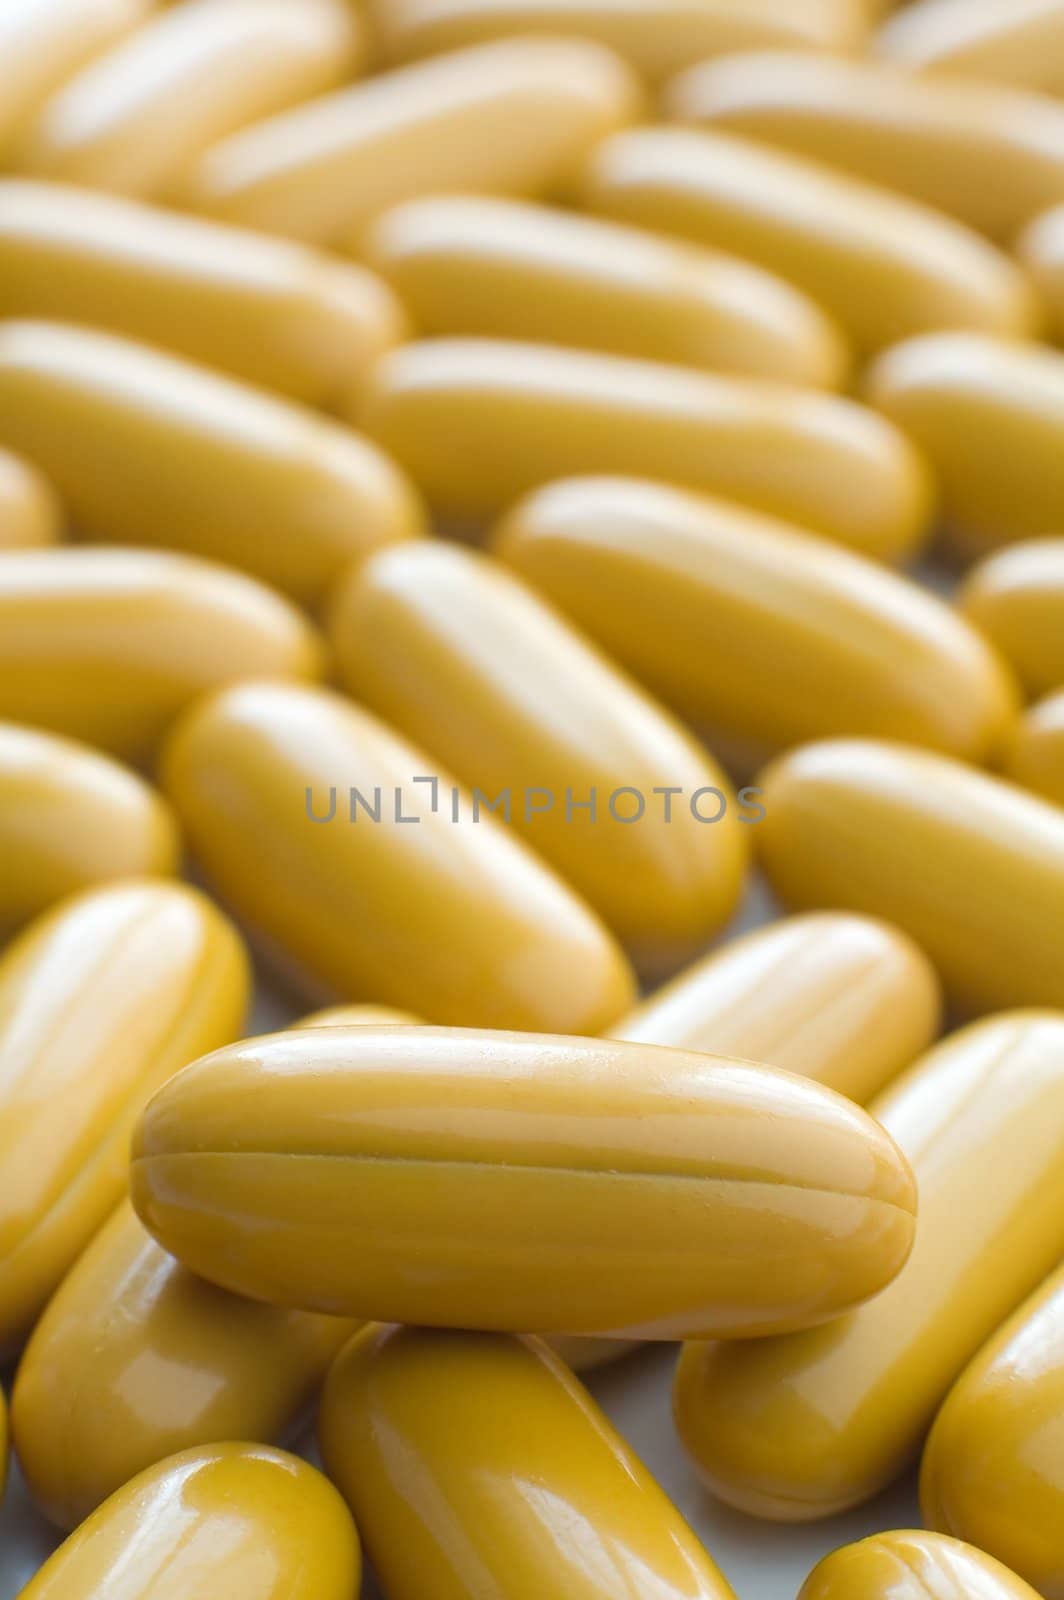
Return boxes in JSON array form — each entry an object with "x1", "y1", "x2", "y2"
[
  {"x1": 1020, "y1": 203, "x2": 1064, "y2": 342},
  {"x1": 320, "y1": 1327, "x2": 736, "y2": 1600},
  {"x1": 579, "y1": 127, "x2": 1040, "y2": 358},
  {"x1": 18, "y1": 1444, "x2": 360, "y2": 1600},
  {"x1": 327, "y1": 539, "x2": 748, "y2": 971},
  {"x1": 0, "y1": 880, "x2": 248, "y2": 1356},
  {"x1": 181, "y1": 36, "x2": 643, "y2": 248},
  {"x1": 15, "y1": 0, "x2": 362, "y2": 201},
  {"x1": 0, "y1": 548, "x2": 324, "y2": 766},
  {"x1": 664, "y1": 51, "x2": 1064, "y2": 243},
  {"x1": 612, "y1": 911, "x2": 941, "y2": 1106},
  {"x1": 0, "y1": 181, "x2": 407, "y2": 408},
  {"x1": 359, "y1": 340, "x2": 932, "y2": 561},
  {"x1": 0, "y1": 321, "x2": 423, "y2": 603},
  {"x1": 877, "y1": 0, "x2": 1064, "y2": 98},
  {"x1": 495, "y1": 477, "x2": 1012, "y2": 765},
  {"x1": 0, "y1": 444, "x2": 62, "y2": 549},
  {"x1": 1003, "y1": 691, "x2": 1064, "y2": 808},
  {"x1": 162, "y1": 680, "x2": 635, "y2": 1031},
  {"x1": 922, "y1": 1265, "x2": 1064, "y2": 1597},
  {"x1": 867, "y1": 332, "x2": 1064, "y2": 558},
  {"x1": 799, "y1": 1530, "x2": 1042, "y2": 1600},
  {"x1": 959, "y1": 539, "x2": 1064, "y2": 698},
  {"x1": 675, "y1": 1012, "x2": 1064, "y2": 1520},
  {"x1": 756, "y1": 738, "x2": 1064, "y2": 1014},
  {"x1": 299, "y1": 1003, "x2": 422, "y2": 1027},
  {"x1": 132, "y1": 1024, "x2": 916, "y2": 1336}
]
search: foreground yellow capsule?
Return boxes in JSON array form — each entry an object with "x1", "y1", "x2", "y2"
[
  {"x1": 878, "y1": 0, "x2": 1064, "y2": 98},
  {"x1": 665, "y1": 52, "x2": 1064, "y2": 242},
  {"x1": 922, "y1": 1265, "x2": 1064, "y2": 1597},
  {"x1": 133, "y1": 1026, "x2": 916, "y2": 1336},
  {"x1": 799, "y1": 1530, "x2": 1042, "y2": 1600},
  {"x1": 0, "y1": 548, "x2": 324, "y2": 766},
  {"x1": 0, "y1": 880, "x2": 248, "y2": 1355},
  {"x1": 0, "y1": 445, "x2": 61, "y2": 549},
  {"x1": 496, "y1": 478, "x2": 1012, "y2": 766},
  {"x1": 1020, "y1": 203, "x2": 1064, "y2": 343},
  {"x1": 320, "y1": 1327, "x2": 736, "y2": 1600},
  {"x1": 0, "y1": 321, "x2": 423, "y2": 602},
  {"x1": 163, "y1": 681, "x2": 635, "y2": 1031},
  {"x1": 182, "y1": 36, "x2": 642, "y2": 247},
  {"x1": 756, "y1": 739, "x2": 1064, "y2": 1013},
  {"x1": 364, "y1": 194, "x2": 848, "y2": 388},
  {"x1": 15, "y1": 0, "x2": 362, "y2": 200},
  {"x1": 0, "y1": 181, "x2": 407, "y2": 407},
  {"x1": 579, "y1": 127, "x2": 1039, "y2": 358},
  {"x1": 328, "y1": 540, "x2": 748, "y2": 969},
  {"x1": 1004, "y1": 691, "x2": 1064, "y2": 808},
  {"x1": 359, "y1": 341, "x2": 932, "y2": 560},
  {"x1": 959, "y1": 539, "x2": 1064, "y2": 698},
  {"x1": 19, "y1": 1444, "x2": 360, "y2": 1600},
  {"x1": 675, "y1": 1012, "x2": 1064, "y2": 1520}
]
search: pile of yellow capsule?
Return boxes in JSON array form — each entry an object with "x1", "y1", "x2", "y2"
[{"x1": 4, "y1": 0, "x2": 1064, "y2": 1595}]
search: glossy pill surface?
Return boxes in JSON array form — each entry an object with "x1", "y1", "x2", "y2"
[
  {"x1": 0, "y1": 547, "x2": 323, "y2": 766},
  {"x1": 1004, "y1": 691, "x2": 1064, "y2": 809},
  {"x1": 183, "y1": 36, "x2": 642, "y2": 247},
  {"x1": 0, "y1": 880, "x2": 248, "y2": 1355},
  {"x1": 756, "y1": 739, "x2": 1064, "y2": 1014},
  {"x1": 0, "y1": 320, "x2": 422, "y2": 603},
  {"x1": 496, "y1": 477, "x2": 1012, "y2": 768},
  {"x1": 580, "y1": 126, "x2": 1038, "y2": 358},
  {"x1": 0, "y1": 181, "x2": 407, "y2": 407},
  {"x1": 17, "y1": 1444, "x2": 360, "y2": 1600},
  {"x1": 359, "y1": 340, "x2": 931, "y2": 560},
  {"x1": 328, "y1": 539, "x2": 748, "y2": 969},
  {"x1": 163, "y1": 681, "x2": 635, "y2": 1031},
  {"x1": 959, "y1": 539, "x2": 1064, "y2": 697},
  {"x1": 799, "y1": 1530, "x2": 1042, "y2": 1600},
  {"x1": 878, "y1": 0, "x2": 1064, "y2": 97},
  {"x1": 363, "y1": 194, "x2": 848, "y2": 388},
  {"x1": 1020, "y1": 203, "x2": 1064, "y2": 343},
  {"x1": 0, "y1": 446, "x2": 61, "y2": 550},
  {"x1": 132, "y1": 1024, "x2": 916, "y2": 1337},
  {"x1": 320, "y1": 1326, "x2": 736, "y2": 1600},
  {"x1": 674, "y1": 1012, "x2": 1064, "y2": 1519}
]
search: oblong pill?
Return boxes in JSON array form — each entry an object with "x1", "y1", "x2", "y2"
[
  {"x1": 15, "y1": 0, "x2": 362, "y2": 200},
  {"x1": 0, "y1": 548, "x2": 324, "y2": 766},
  {"x1": 132, "y1": 1025, "x2": 916, "y2": 1336},
  {"x1": 755, "y1": 739, "x2": 1064, "y2": 1013},
  {"x1": 674, "y1": 1012, "x2": 1064, "y2": 1519},
  {"x1": 363, "y1": 194, "x2": 848, "y2": 387},
  {"x1": 1020, "y1": 203, "x2": 1064, "y2": 343},
  {"x1": 17, "y1": 1444, "x2": 360, "y2": 1600},
  {"x1": 665, "y1": 51, "x2": 1064, "y2": 242},
  {"x1": 959, "y1": 539, "x2": 1064, "y2": 697},
  {"x1": 867, "y1": 333, "x2": 1064, "y2": 557},
  {"x1": 0, "y1": 180, "x2": 407, "y2": 407},
  {"x1": 327, "y1": 539, "x2": 748, "y2": 970},
  {"x1": 799, "y1": 1530, "x2": 1042, "y2": 1600},
  {"x1": 579, "y1": 127, "x2": 1040, "y2": 357},
  {"x1": 0, "y1": 879, "x2": 248, "y2": 1355},
  {"x1": 299, "y1": 1004, "x2": 422, "y2": 1027},
  {"x1": 0, "y1": 321, "x2": 423, "y2": 602},
  {"x1": 612, "y1": 911, "x2": 940, "y2": 1105},
  {"x1": 182, "y1": 36, "x2": 643, "y2": 247},
  {"x1": 877, "y1": 0, "x2": 1064, "y2": 98},
  {"x1": 921, "y1": 1264, "x2": 1064, "y2": 1597},
  {"x1": 1004, "y1": 691, "x2": 1064, "y2": 808},
  {"x1": 0, "y1": 445, "x2": 62, "y2": 549},
  {"x1": 320, "y1": 1326, "x2": 736, "y2": 1600},
  {"x1": 358, "y1": 340, "x2": 932, "y2": 561},
  {"x1": 162, "y1": 681, "x2": 635, "y2": 1032}
]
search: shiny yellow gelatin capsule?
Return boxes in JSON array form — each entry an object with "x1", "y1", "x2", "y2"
[
  {"x1": 1020, "y1": 203, "x2": 1064, "y2": 344},
  {"x1": 359, "y1": 340, "x2": 932, "y2": 560},
  {"x1": 496, "y1": 477, "x2": 1011, "y2": 766},
  {"x1": 0, "y1": 180, "x2": 407, "y2": 407},
  {"x1": 15, "y1": 0, "x2": 362, "y2": 200},
  {"x1": 0, "y1": 320, "x2": 423, "y2": 603},
  {"x1": 877, "y1": 0, "x2": 1064, "y2": 98},
  {"x1": 579, "y1": 127, "x2": 1039, "y2": 359},
  {"x1": 799, "y1": 1530, "x2": 1042, "y2": 1600},
  {"x1": 0, "y1": 879, "x2": 248, "y2": 1355},
  {"x1": 0, "y1": 444, "x2": 61, "y2": 549},
  {"x1": 132, "y1": 1023, "x2": 916, "y2": 1338},
  {"x1": 1004, "y1": 691, "x2": 1064, "y2": 808},
  {"x1": 18, "y1": 1444, "x2": 360, "y2": 1600},
  {"x1": 0, "y1": 547, "x2": 324, "y2": 766},
  {"x1": 922, "y1": 1263, "x2": 1064, "y2": 1597},
  {"x1": 959, "y1": 539, "x2": 1064, "y2": 698},
  {"x1": 163, "y1": 680, "x2": 635, "y2": 1031},
  {"x1": 320, "y1": 1326, "x2": 736, "y2": 1600},
  {"x1": 327, "y1": 539, "x2": 748, "y2": 970},
  {"x1": 363, "y1": 194, "x2": 849, "y2": 388},
  {"x1": 674, "y1": 1011, "x2": 1064, "y2": 1520},
  {"x1": 665, "y1": 51, "x2": 1064, "y2": 242},
  {"x1": 182, "y1": 36, "x2": 643, "y2": 248},
  {"x1": 757, "y1": 738, "x2": 1064, "y2": 1013}
]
